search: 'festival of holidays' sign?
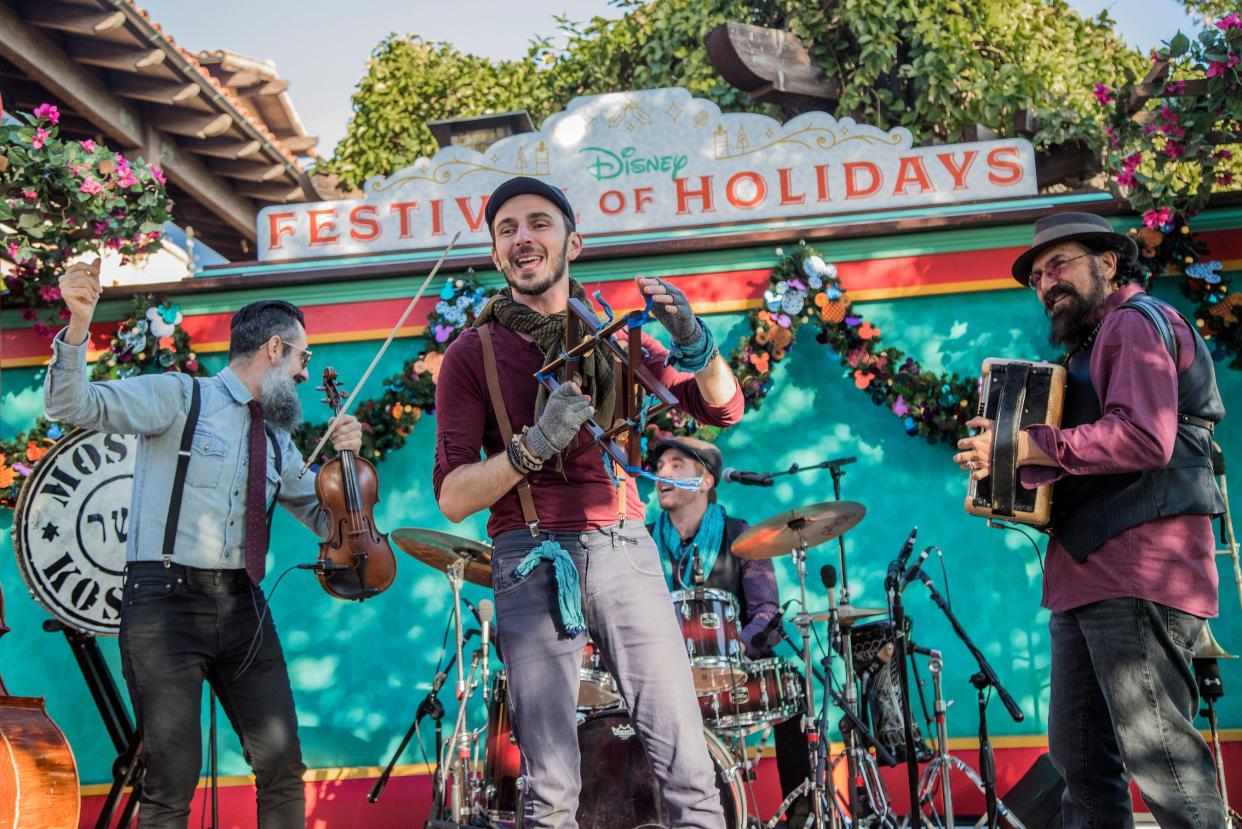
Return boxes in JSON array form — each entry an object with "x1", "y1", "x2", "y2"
[{"x1": 258, "y1": 87, "x2": 1037, "y2": 261}]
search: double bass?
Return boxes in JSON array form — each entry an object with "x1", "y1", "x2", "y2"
[
  {"x1": 0, "y1": 585, "x2": 79, "y2": 828},
  {"x1": 312, "y1": 368, "x2": 397, "y2": 600}
]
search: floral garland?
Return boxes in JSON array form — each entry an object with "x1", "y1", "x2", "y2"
[
  {"x1": 0, "y1": 294, "x2": 205, "y2": 508},
  {"x1": 1, "y1": 104, "x2": 173, "y2": 337},
  {"x1": 292, "y1": 271, "x2": 491, "y2": 463},
  {"x1": 1096, "y1": 16, "x2": 1242, "y2": 368},
  {"x1": 647, "y1": 242, "x2": 977, "y2": 446}
]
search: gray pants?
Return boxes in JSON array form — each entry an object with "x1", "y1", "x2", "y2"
[
  {"x1": 1048, "y1": 598, "x2": 1226, "y2": 829},
  {"x1": 491, "y1": 524, "x2": 727, "y2": 829}
]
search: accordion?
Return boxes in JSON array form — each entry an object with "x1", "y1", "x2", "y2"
[{"x1": 965, "y1": 358, "x2": 1066, "y2": 527}]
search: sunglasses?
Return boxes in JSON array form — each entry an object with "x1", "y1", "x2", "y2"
[{"x1": 278, "y1": 339, "x2": 313, "y2": 369}]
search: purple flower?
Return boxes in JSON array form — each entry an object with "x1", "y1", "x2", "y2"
[
  {"x1": 1206, "y1": 54, "x2": 1240, "y2": 78},
  {"x1": 774, "y1": 313, "x2": 792, "y2": 328},
  {"x1": 39, "y1": 285, "x2": 61, "y2": 302},
  {"x1": 1162, "y1": 141, "x2": 1186, "y2": 159},
  {"x1": 1093, "y1": 83, "x2": 1114, "y2": 106},
  {"x1": 892, "y1": 395, "x2": 909, "y2": 417},
  {"x1": 32, "y1": 103, "x2": 59, "y2": 124},
  {"x1": 844, "y1": 315, "x2": 861, "y2": 327}
]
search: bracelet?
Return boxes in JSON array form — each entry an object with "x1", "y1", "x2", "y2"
[{"x1": 507, "y1": 433, "x2": 543, "y2": 474}]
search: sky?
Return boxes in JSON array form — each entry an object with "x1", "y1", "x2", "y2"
[{"x1": 136, "y1": 0, "x2": 1202, "y2": 158}]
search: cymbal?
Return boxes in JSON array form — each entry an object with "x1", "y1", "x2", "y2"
[
  {"x1": 391, "y1": 527, "x2": 493, "y2": 588},
  {"x1": 808, "y1": 605, "x2": 887, "y2": 625},
  {"x1": 732, "y1": 501, "x2": 866, "y2": 560}
]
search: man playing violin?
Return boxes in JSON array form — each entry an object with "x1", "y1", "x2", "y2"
[
  {"x1": 45, "y1": 259, "x2": 362, "y2": 829},
  {"x1": 433, "y1": 177, "x2": 744, "y2": 828}
]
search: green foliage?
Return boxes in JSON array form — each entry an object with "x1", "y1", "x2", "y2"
[
  {"x1": 1181, "y1": 0, "x2": 1239, "y2": 20},
  {"x1": 320, "y1": 0, "x2": 1148, "y2": 190}
]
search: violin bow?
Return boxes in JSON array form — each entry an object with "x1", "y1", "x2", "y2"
[{"x1": 298, "y1": 231, "x2": 461, "y2": 477}]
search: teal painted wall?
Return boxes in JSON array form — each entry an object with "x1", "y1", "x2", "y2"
[{"x1": 2, "y1": 278, "x2": 1239, "y2": 785}]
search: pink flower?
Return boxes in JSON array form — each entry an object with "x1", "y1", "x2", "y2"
[
  {"x1": 70, "y1": 164, "x2": 87, "y2": 176},
  {"x1": 79, "y1": 178, "x2": 104, "y2": 195},
  {"x1": 1163, "y1": 141, "x2": 1186, "y2": 158},
  {"x1": 1164, "y1": 80, "x2": 1187, "y2": 94},
  {"x1": 1115, "y1": 170, "x2": 1137, "y2": 188},
  {"x1": 116, "y1": 173, "x2": 138, "y2": 188},
  {"x1": 1214, "y1": 149, "x2": 1234, "y2": 160},
  {"x1": 58, "y1": 309, "x2": 72, "y2": 321},
  {"x1": 31, "y1": 128, "x2": 50, "y2": 149},
  {"x1": 1216, "y1": 12, "x2": 1241, "y2": 29},
  {"x1": 32, "y1": 323, "x2": 55, "y2": 339},
  {"x1": 39, "y1": 285, "x2": 61, "y2": 302},
  {"x1": 32, "y1": 103, "x2": 59, "y2": 124},
  {"x1": 93, "y1": 221, "x2": 109, "y2": 236},
  {"x1": 1093, "y1": 83, "x2": 1114, "y2": 106},
  {"x1": 6, "y1": 243, "x2": 19, "y2": 259},
  {"x1": 4, "y1": 275, "x2": 23, "y2": 293},
  {"x1": 20, "y1": 190, "x2": 37, "y2": 201},
  {"x1": 1218, "y1": 172, "x2": 1235, "y2": 186},
  {"x1": 148, "y1": 165, "x2": 166, "y2": 185},
  {"x1": 146, "y1": 230, "x2": 161, "y2": 242},
  {"x1": 106, "y1": 237, "x2": 124, "y2": 250},
  {"x1": 1206, "y1": 53, "x2": 1240, "y2": 78},
  {"x1": 1143, "y1": 208, "x2": 1174, "y2": 230},
  {"x1": 1104, "y1": 124, "x2": 1119, "y2": 148},
  {"x1": 78, "y1": 139, "x2": 95, "y2": 152},
  {"x1": 19, "y1": 308, "x2": 38, "y2": 321}
]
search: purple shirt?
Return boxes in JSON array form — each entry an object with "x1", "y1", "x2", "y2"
[
  {"x1": 433, "y1": 323, "x2": 744, "y2": 538},
  {"x1": 1021, "y1": 285, "x2": 1219, "y2": 617}
]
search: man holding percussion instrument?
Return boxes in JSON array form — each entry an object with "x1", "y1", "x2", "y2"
[
  {"x1": 952, "y1": 212, "x2": 1225, "y2": 828},
  {"x1": 649, "y1": 436, "x2": 811, "y2": 829},
  {"x1": 433, "y1": 176, "x2": 743, "y2": 828},
  {"x1": 45, "y1": 261, "x2": 362, "y2": 828}
]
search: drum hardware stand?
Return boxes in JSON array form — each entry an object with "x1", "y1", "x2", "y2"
[
  {"x1": 373, "y1": 654, "x2": 454, "y2": 807},
  {"x1": 44, "y1": 620, "x2": 144, "y2": 829},
  {"x1": 1193, "y1": 628, "x2": 1239, "y2": 827},
  {"x1": 910, "y1": 570, "x2": 1026, "y2": 829},
  {"x1": 437, "y1": 647, "x2": 484, "y2": 824},
  {"x1": 786, "y1": 526, "x2": 828, "y2": 829}
]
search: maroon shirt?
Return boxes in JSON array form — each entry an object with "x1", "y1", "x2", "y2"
[
  {"x1": 1021, "y1": 284, "x2": 1219, "y2": 617},
  {"x1": 433, "y1": 323, "x2": 744, "y2": 538}
]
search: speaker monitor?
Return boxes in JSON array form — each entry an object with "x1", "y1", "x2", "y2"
[{"x1": 1003, "y1": 753, "x2": 1065, "y2": 829}]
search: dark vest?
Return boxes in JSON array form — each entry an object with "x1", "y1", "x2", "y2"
[
  {"x1": 1051, "y1": 294, "x2": 1225, "y2": 561},
  {"x1": 647, "y1": 515, "x2": 753, "y2": 624}
]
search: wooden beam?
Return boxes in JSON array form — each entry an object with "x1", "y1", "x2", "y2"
[
  {"x1": 218, "y1": 68, "x2": 263, "y2": 88},
  {"x1": 65, "y1": 37, "x2": 166, "y2": 72},
  {"x1": 175, "y1": 134, "x2": 264, "y2": 159},
  {"x1": 158, "y1": 139, "x2": 257, "y2": 241},
  {"x1": 249, "y1": 78, "x2": 289, "y2": 96},
  {"x1": 147, "y1": 104, "x2": 233, "y2": 139},
  {"x1": 0, "y1": 75, "x2": 61, "y2": 110},
  {"x1": 705, "y1": 22, "x2": 839, "y2": 109},
  {"x1": 1127, "y1": 60, "x2": 1170, "y2": 115},
  {"x1": 0, "y1": 2, "x2": 144, "y2": 147},
  {"x1": 229, "y1": 180, "x2": 305, "y2": 202},
  {"x1": 22, "y1": 1, "x2": 125, "y2": 36},
  {"x1": 274, "y1": 134, "x2": 317, "y2": 154},
  {"x1": 1035, "y1": 140, "x2": 1100, "y2": 189},
  {"x1": 110, "y1": 73, "x2": 201, "y2": 105},
  {"x1": 207, "y1": 157, "x2": 288, "y2": 182}
]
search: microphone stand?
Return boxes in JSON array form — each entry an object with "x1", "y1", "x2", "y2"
[
  {"x1": 885, "y1": 565, "x2": 921, "y2": 824},
  {"x1": 915, "y1": 570, "x2": 1024, "y2": 829},
  {"x1": 371, "y1": 655, "x2": 451, "y2": 805}
]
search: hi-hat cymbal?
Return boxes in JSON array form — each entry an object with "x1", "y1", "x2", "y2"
[
  {"x1": 391, "y1": 528, "x2": 492, "y2": 588},
  {"x1": 809, "y1": 605, "x2": 887, "y2": 625},
  {"x1": 732, "y1": 501, "x2": 866, "y2": 560},
  {"x1": 1194, "y1": 621, "x2": 1238, "y2": 660}
]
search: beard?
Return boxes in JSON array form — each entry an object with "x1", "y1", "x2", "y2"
[
  {"x1": 259, "y1": 363, "x2": 303, "y2": 432},
  {"x1": 1045, "y1": 262, "x2": 1109, "y2": 349},
  {"x1": 502, "y1": 235, "x2": 569, "y2": 298}
]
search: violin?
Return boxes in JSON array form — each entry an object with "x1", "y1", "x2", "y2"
[
  {"x1": 0, "y1": 585, "x2": 79, "y2": 828},
  {"x1": 313, "y1": 367, "x2": 397, "y2": 601}
]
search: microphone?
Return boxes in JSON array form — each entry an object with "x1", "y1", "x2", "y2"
[
  {"x1": 721, "y1": 467, "x2": 774, "y2": 487},
  {"x1": 897, "y1": 546, "x2": 934, "y2": 592},
  {"x1": 478, "y1": 599, "x2": 494, "y2": 699},
  {"x1": 820, "y1": 564, "x2": 837, "y2": 591},
  {"x1": 886, "y1": 526, "x2": 918, "y2": 588}
]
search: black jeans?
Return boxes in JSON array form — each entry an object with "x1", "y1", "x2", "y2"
[
  {"x1": 1049, "y1": 597, "x2": 1225, "y2": 829},
  {"x1": 120, "y1": 562, "x2": 306, "y2": 829}
]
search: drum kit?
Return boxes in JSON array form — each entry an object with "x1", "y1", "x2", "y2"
[{"x1": 375, "y1": 487, "x2": 1004, "y2": 829}]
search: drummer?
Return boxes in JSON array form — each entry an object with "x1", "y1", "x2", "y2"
[{"x1": 649, "y1": 437, "x2": 811, "y2": 829}]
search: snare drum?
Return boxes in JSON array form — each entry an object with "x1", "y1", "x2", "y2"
[
  {"x1": 698, "y1": 656, "x2": 803, "y2": 732},
  {"x1": 671, "y1": 588, "x2": 746, "y2": 692},
  {"x1": 579, "y1": 639, "x2": 620, "y2": 710},
  {"x1": 482, "y1": 672, "x2": 521, "y2": 824}
]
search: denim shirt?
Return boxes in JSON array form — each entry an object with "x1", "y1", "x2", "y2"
[{"x1": 43, "y1": 332, "x2": 330, "y2": 570}]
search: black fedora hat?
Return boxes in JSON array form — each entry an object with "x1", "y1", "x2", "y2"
[{"x1": 1011, "y1": 212, "x2": 1138, "y2": 285}]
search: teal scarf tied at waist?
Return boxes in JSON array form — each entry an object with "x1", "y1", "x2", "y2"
[{"x1": 511, "y1": 540, "x2": 587, "y2": 636}]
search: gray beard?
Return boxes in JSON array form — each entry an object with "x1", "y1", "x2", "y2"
[
  {"x1": 259, "y1": 368, "x2": 302, "y2": 432},
  {"x1": 1046, "y1": 262, "x2": 1109, "y2": 349}
]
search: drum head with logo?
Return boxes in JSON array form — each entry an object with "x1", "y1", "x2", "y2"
[{"x1": 13, "y1": 429, "x2": 136, "y2": 636}]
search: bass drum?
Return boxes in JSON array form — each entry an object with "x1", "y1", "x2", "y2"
[{"x1": 577, "y1": 710, "x2": 744, "y2": 829}]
